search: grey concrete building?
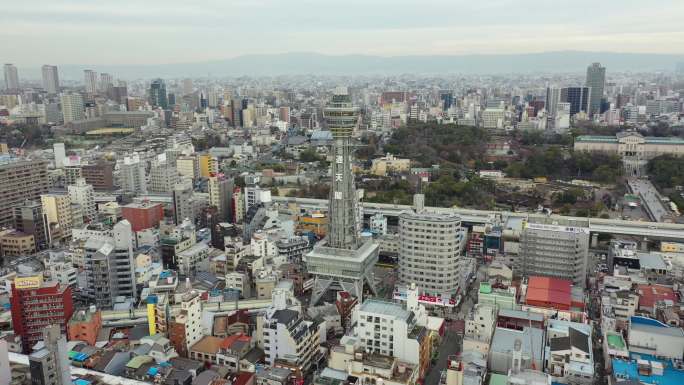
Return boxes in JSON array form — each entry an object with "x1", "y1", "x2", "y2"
[
  {"x1": 83, "y1": 220, "x2": 136, "y2": 308},
  {"x1": 0, "y1": 158, "x2": 49, "y2": 228},
  {"x1": 28, "y1": 325, "x2": 70, "y2": 385},
  {"x1": 518, "y1": 222, "x2": 590, "y2": 288},
  {"x1": 398, "y1": 208, "x2": 467, "y2": 297},
  {"x1": 586, "y1": 62, "x2": 606, "y2": 116}
]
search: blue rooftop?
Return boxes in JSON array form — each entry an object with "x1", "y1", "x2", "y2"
[
  {"x1": 73, "y1": 379, "x2": 91, "y2": 385},
  {"x1": 631, "y1": 315, "x2": 669, "y2": 328},
  {"x1": 612, "y1": 353, "x2": 684, "y2": 385}
]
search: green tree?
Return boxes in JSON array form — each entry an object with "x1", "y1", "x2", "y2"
[{"x1": 299, "y1": 148, "x2": 322, "y2": 163}]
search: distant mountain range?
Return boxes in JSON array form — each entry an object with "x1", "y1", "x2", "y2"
[{"x1": 21, "y1": 51, "x2": 684, "y2": 80}]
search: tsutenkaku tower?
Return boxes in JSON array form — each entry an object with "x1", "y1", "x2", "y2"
[{"x1": 326, "y1": 86, "x2": 359, "y2": 250}]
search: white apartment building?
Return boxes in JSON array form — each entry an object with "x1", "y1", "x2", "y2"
[
  {"x1": 225, "y1": 271, "x2": 251, "y2": 298},
  {"x1": 148, "y1": 157, "x2": 180, "y2": 194},
  {"x1": 41, "y1": 193, "x2": 73, "y2": 243},
  {"x1": 47, "y1": 260, "x2": 78, "y2": 288},
  {"x1": 251, "y1": 232, "x2": 277, "y2": 259},
  {"x1": 176, "y1": 241, "x2": 211, "y2": 276},
  {"x1": 60, "y1": 93, "x2": 84, "y2": 123},
  {"x1": 82, "y1": 220, "x2": 136, "y2": 308},
  {"x1": 119, "y1": 154, "x2": 147, "y2": 195},
  {"x1": 244, "y1": 186, "x2": 271, "y2": 212},
  {"x1": 350, "y1": 284, "x2": 429, "y2": 366},
  {"x1": 482, "y1": 108, "x2": 505, "y2": 129},
  {"x1": 262, "y1": 290, "x2": 321, "y2": 375},
  {"x1": 518, "y1": 222, "x2": 590, "y2": 288},
  {"x1": 463, "y1": 304, "x2": 497, "y2": 355},
  {"x1": 398, "y1": 210, "x2": 467, "y2": 297},
  {"x1": 369, "y1": 213, "x2": 387, "y2": 235},
  {"x1": 67, "y1": 178, "x2": 96, "y2": 222},
  {"x1": 175, "y1": 290, "x2": 203, "y2": 357}
]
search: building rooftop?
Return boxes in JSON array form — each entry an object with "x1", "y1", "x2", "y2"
[
  {"x1": 612, "y1": 353, "x2": 684, "y2": 385},
  {"x1": 525, "y1": 276, "x2": 572, "y2": 308},
  {"x1": 359, "y1": 299, "x2": 411, "y2": 321},
  {"x1": 69, "y1": 308, "x2": 99, "y2": 324},
  {"x1": 190, "y1": 336, "x2": 226, "y2": 355},
  {"x1": 630, "y1": 316, "x2": 684, "y2": 337},
  {"x1": 636, "y1": 285, "x2": 677, "y2": 309},
  {"x1": 606, "y1": 332, "x2": 627, "y2": 350},
  {"x1": 498, "y1": 308, "x2": 544, "y2": 323},
  {"x1": 638, "y1": 253, "x2": 668, "y2": 270},
  {"x1": 491, "y1": 327, "x2": 544, "y2": 358}
]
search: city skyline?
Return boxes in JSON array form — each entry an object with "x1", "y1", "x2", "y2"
[{"x1": 3, "y1": 0, "x2": 684, "y2": 67}]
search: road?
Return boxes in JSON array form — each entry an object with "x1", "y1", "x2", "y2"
[
  {"x1": 424, "y1": 264, "x2": 486, "y2": 385},
  {"x1": 628, "y1": 178, "x2": 671, "y2": 222},
  {"x1": 424, "y1": 328, "x2": 461, "y2": 385},
  {"x1": 271, "y1": 196, "x2": 684, "y2": 240}
]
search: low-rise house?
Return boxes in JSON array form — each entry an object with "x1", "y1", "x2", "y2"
[
  {"x1": 546, "y1": 320, "x2": 594, "y2": 384},
  {"x1": 189, "y1": 336, "x2": 226, "y2": 365}
]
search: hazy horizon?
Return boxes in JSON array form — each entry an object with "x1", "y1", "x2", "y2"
[{"x1": 4, "y1": 0, "x2": 684, "y2": 67}]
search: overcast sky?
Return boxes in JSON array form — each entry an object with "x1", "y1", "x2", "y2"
[{"x1": 3, "y1": 0, "x2": 684, "y2": 66}]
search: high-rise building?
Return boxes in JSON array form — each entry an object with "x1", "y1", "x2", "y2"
[
  {"x1": 173, "y1": 181, "x2": 194, "y2": 225},
  {"x1": 169, "y1": 289, "x2": 202, "y2": 357},
  {"x1": 119, "y1": 154, "x2": 147, "y2": 195},
  {"x1": 228, "y1": 99, "x2": 241, "y2": 127},
  {"x1": 0, "y1": 159, "x2": 49, "y2": 228},
  {"x1": 182, "y1": 78, "x2": 193, "y2": 95},
  {"x1": 60, "y1": 93, "x2": 85, "y2": 123},
  {"x1": 99, "y1": 72, "x2": 113, "y2": 93},
  {"x1": 349, "y1": 286, "x2": 431, "y2": 378},
  {"x1": 41, "y1": 65, "x2": 60, "y2": 94},
  {"x1": 398, "y1": 202, "x2": 467, "y2": 297},
  {"x1": 209, "y1": 174, "x2": 234, "y2": 223},
  {"x1": 518, "y1": 222, "x2": 590, "y2": 288},
  {"x1": 10, "y1": 275, "x2": 74, "y2": 353},
  {"x1": 67, "y1": 178, "x2": 96, "y2": 222},
  {"x1": 121, "y1": 202, "x2": 164, "y2": 232},
  {"x1": 305, "y1": 87, "x2": 378, "y2": 305},
  {"x1": 83, "y1": 220, "x2": 136, "y2": 308},
  {"x1": 176, "y1": 155, "x2": 199, "y2": 181},
  {"x1": 261, "y1": 289, "x2": 321, "y2": 374},
  {"x1": 28, "y1": 325, "x2": 71, "y2": 385},
  {"x1": 0, "y1": 338, "x2": 9, "y2": 385},
  {"x1": 586, "y1": 62, "x2": 606, "y2": 116},
  {"x1": 40, "y1": 193, "x2": 73, "y2": 243},
  {"x1": 244, "y1": 185, "x2": 271, "y2": 214},
  {"x1": 63, "y1": 165, "x2": 82, "y2": 186},
  {"x1": 560, "y1": 87, "x2": 591, "y2": 116},
  {"x1": 14, "y1": 200, "x2": 49, "y2": 251},
  {"x1": 279, "y1": 106, "x2": 290, "y2": 124},
  {"x1": 3, "y1": 63, "x2": 19, "y2": 91},
  {"x1": 148, "y1": 158, "x2": 179, "y2": 194},
  {"x1": 83, "y1": 69, "x2": 97, "y2": 94},
  {"x1": 81, "y1": 162, "x2": 114, "y2": 190},
  {"x1": 111, "y1": 84, "x2": 128, "y2": 105},
  {"x1": 149, "y1": 78, "x2": 168, "y2": 109},
  {"x1": 53, "y1": 142, "x2": 66, "y2": 169},
  {"x1": 439, "y1": 90, "x2": 454, "y2": 111},
  {"x1": 545, "y1": 87, "x2": 561, "y2": 118},
  {"x1": 198, "y1": 154, "x2": 218, "y2": 178}
]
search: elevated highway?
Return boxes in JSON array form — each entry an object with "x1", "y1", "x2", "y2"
[{"x1": 273, "y1": 196, "x2": 684, "y2": 241}]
